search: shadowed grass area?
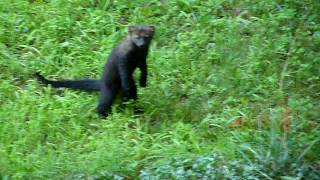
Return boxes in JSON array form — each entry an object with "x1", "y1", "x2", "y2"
[{"x1": 0, "y1": 0, "x2": 319, "y2": 179}]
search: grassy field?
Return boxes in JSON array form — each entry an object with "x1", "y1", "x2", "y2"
[{"x1": 0, "y1": 0, "x2": 319, "y2": 179}]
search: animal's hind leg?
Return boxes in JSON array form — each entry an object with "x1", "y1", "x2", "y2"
[{"x1": 96, "y1": 85, "x2": 118, "y2": 119}]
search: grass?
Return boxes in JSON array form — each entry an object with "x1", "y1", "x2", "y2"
[{"x1": 0, "y1": 0, "x2": 319, "y2": 179}]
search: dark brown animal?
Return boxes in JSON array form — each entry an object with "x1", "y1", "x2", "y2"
[{"x1": 35, "y1": 25, "x2": 155, "y2": 118}]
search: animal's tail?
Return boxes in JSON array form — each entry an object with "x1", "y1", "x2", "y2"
[{"x1": 34, "y1": 72, "x2": 101, "y2": 92}]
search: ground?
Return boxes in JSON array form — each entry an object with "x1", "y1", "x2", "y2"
[{"x1": 0, "y1": 0, "x2": 319, "y2": 179}]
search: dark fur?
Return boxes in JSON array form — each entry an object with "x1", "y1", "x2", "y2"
[{"x1": 35, "y1": 25, "x2": 155, "y2": 118}]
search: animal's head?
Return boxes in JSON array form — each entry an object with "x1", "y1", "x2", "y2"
[{"x1": 128, "y1": 25, "x2": 155, "y2": 48}]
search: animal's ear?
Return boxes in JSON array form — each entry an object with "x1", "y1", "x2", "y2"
[
  {"x1": 128, "y1": 25, "x2": 137, "y2": 33},
  {"x1": 149, "y1": 26, "x2": 155, "y2": 32}
]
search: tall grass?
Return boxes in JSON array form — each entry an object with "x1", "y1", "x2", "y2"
[{"x1": 0, "y1": 0, "x2": 319, "y2": 179}]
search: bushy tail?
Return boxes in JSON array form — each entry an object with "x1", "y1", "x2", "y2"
[{"x1": 34, "y1": 72, "x2": 101, "y2": 92}]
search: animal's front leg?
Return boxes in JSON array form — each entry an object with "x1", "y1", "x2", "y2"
[
  {"x1": 139, "y1": 61, "x2": 147, "y2": 88},
  {"x1": 119, "y1": 77, "x2": 137, "y2": 101},
  {"x1": 118, "y1": 59, "x2": 135, "y2": 99},
  {"x1": 127, "y1": 77, "x2": 137, "y2": 100},
  {"x1": 96, "y1": 85, "x2": 118, "y2": 119}
]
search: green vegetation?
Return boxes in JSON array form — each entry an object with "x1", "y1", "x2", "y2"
[{"x1": 1, "y1": 0, "x2": 319, "y2": 179}]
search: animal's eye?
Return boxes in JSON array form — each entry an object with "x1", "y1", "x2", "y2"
[
  {"x1": 138, "y1": 33, "x2": 149, "y2": 38},
  {"x1": 132, "y1": 34, "x2": 139, "y2": 38}
]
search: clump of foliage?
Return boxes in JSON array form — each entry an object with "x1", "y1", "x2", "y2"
[
  {"x1": 140, "y1": 153, "x2": 319, "y2": 180},
  {"x1": 0, "y1": 0, "x2": 319, "y2": 179},
  {"x1": 140, "y1": 154, "x2": 258, "y2": 179},
  {"x1": 140, "y1": 107, "x2": 320, "y2": 180}
]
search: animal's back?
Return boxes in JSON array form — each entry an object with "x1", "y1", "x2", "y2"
[{"x1": 102, "y1": 47, "x2": 122, "y2": 86}]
